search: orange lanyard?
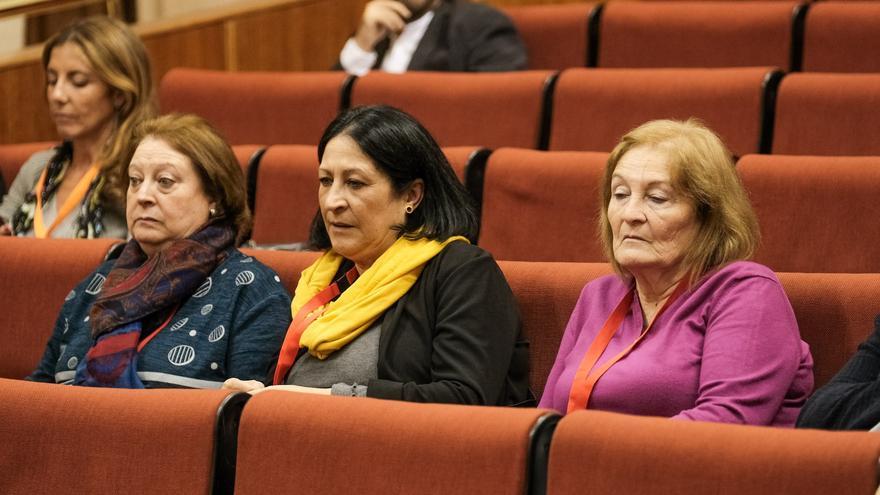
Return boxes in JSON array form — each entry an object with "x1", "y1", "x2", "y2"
[
  {"x1": 273, "y1": 267, "x2": 359, "y2": 385},
  {"x1": 33, "y1": 163, "x2": 100, "y2": 238},
  {"x1": 566, "y1": 281, "x2": 687, "y2": 413}
]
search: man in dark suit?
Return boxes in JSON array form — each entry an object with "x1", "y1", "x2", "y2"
[{"x1": 338, "y1": 0, "x2": 527, "y2": 75}]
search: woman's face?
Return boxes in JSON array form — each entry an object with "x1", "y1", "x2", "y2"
[
  {"x1": 127, "y1": 136, "x2": 215, "y2": 257},
  {"x1": 607, "y1": 145, "x2": 699, "y2": 282},
  {"x1": 46, "y1": 42, "x2": 119, "y2": 145},
  {"x1": 318, "y1": 135, "x2": 422, "y2": 272}
]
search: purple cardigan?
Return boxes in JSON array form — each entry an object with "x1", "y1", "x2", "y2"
[{"x1": 539, "y1": 261, "x2": 813, "y2": 426}]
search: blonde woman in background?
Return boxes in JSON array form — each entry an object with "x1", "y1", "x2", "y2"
[{"x1": 0, "y1": 15, "x2": 154, "y2": 238}]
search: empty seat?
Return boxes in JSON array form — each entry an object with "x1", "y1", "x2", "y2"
[
  {"x1": 502, "y1": 3, "x2": 596, "y2": 70},
  {"x1": 0, "y1": 378, "x2": 244, "y2": 494},
  {"x1": 548, "y1": 409, "x2": 880, "y2": 495},
  {"x1": 803, "y1": 2, "x2": 880, "y2": 73},
  {"x1": 477, "y1": 148, "x2": 607, "y2": 262},
  {"x1": 234, "y1": 392, "x2": 558, "y2": 494},
  {"x1": 499, "y1": 260, "x2": 612, "y2": 397},
  {"x1": 550, "y1": 67, "x2": 777, "y2": 158},
  {"x1": 0, "y1": 237, "x2": 120, "y2": 379},
  {"x1": 778, "y1": 272, "x2": 880, "y2": 390},
  {"x1": 773, "y1": 73, "x2": 880, "y2": 156},
  {"x1": 350, "y1": 71, "x2": 555, "y2": 149},
  {"x1": 0, "y1": 141, "x2": 56, "y2": 196},
  {"x1": 738, "y1": 154, "x2": 880, "y2": 273},
  {"x1": 159, "y1": 68, "x2": 349, "y2": 145},
  {"x1": 598, "y1": 1, "x2": 799, "y2": 70},
  {"x1": 248, "y1": 145, "x2": 317, "y2": 246}
]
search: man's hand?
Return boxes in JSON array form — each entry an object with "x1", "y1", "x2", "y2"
[{"x1": 354, "y1": 0, "x2": 412, "y2": 51}]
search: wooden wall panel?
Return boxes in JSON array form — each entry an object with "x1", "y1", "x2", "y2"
[
  {"x1": 0, "y1": 54, "x2": 55, "y2": 145},
  {"x1": 233, "y1": 0, "x2": 366, "y2": 71},
  {"x1": 141, "y1": 22, "x2": 227, "y2": 79}
]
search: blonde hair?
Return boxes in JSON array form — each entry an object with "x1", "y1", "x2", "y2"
[
  {"x1": 599, "y1": 119, "x2": 759, "y2": 284},
  {"x1": 131, "y1": 114, "x2": 252, "y2": 244},
  {"x1": 43, "y1": 15, "x2": 155, "y2": 209}
]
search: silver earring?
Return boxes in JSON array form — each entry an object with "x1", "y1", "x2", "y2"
[
  {"x1": 405, "y1": 205, "x2": 414, "y2": 214},
  {"x1": 209, "y1": 208, "x2": 217, "y2": 217}
]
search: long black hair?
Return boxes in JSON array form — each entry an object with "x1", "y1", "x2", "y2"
[{"x1": 309, "y1": 105, "x2": 478, "y2": 249}]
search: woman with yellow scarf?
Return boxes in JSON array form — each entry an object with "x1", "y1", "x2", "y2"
[{"x1": 224, "y1": 105, "x2": 531, "y2": 405}]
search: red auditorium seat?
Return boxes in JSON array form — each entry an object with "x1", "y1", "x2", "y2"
[
  {"x1": 549, "y1": 67, "x2": 778, "y2": 158},
  {"x1": 499, "y1": 260, "x2": 612, "y2": 397},
  {"x1": 349, "y1": 71, "x2": 556, "y2": 149},
  {"x1": 477, "y1": 148, "x2": 608, "y2": 262},
  {"x1": 159, "y1": 68, "x2": 349, "y2": 145},
  {"x1": 547, "y1": 409, "x2": 880, "y2": 495},
  {"x1": 773, "y1": 73, "x2": 880, "y2": 156},
  {"x1": 597, "y1": 1, "x2": 800, "y2": 70},
  {"x1": 234, "y1": 392, "x2": 558, "y2": 494},
  {"x1": 247, "y1": 145, "x2": 317, "y2": 246},
  {"x1": 738, "y1": 154, "x2": 880, "y2": 273},
  {"x1": 0, "y1": 237, "x2": 120, "y2": 379},
  {"x1": 502, "y1": 3, "x2": 597, "y2": 70},
  {"x1": 0, "y1": 141, "x2": 57, "y2": 195},
  {"x1": 778, "y1": 272, "x2": 880, "y2": 390},
  {"x1": 0, "y1": 378, "x2": 244, "y2": 494},
  {"x1": 803, "y1": 2, "x2": 880, "y2": 73}
]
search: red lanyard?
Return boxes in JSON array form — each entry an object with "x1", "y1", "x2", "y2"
[
  {"x1": 273, "y1": 267, "x2": 359, "y2": 385},
  {"x1": 137, "y1": 306, "x2": 179, "y2": 352},
  {"x1": 566, "y1": 280, "x2": 687, "y2": 413}
]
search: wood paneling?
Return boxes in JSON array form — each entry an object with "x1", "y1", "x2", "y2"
[
  {"x1": 0, "y1": 0, "x2": 367, "y2": 144},
  {"x1": 0, "y1": 51, "x2": 54, "y2": 146},
  {"x1": 232, "y1": 0, "x2": 366, "y2": 71}
]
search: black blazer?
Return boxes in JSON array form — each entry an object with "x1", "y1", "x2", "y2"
[
  {"x1": 797, "y1": 315, "x2": 880, "y2": 430},
  {"x1": 366, "y1": 241, "x2": 532, "y2": 406},
  {"x1": 350, "y1": 0, "x2": 528, "y2": 72}
]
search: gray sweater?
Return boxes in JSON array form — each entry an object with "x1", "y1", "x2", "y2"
[{"x1": 0, "y1": 148, "x2": 127, "y2": 238}]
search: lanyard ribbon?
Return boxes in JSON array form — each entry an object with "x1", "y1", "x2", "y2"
[
  {"x1": 33, "y1": 163, "x2": 100, "y2": 238},
  {"x1": 273, "y1": 267, "x2": 359, "y2": 385},
  {"x1": 566, "y1": 280, "x2": 687, "y2": 413}
]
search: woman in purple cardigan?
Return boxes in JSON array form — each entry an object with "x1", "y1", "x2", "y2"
[{"x1": 539, "y1": 119, "x2": 813, "y2": 426}]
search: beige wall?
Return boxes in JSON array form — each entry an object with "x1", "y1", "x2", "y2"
[
  {"x1": 136, "y1": 0, "x2": 244, "y2": 23},
  {"x1": 0, "y1": 16, "x2": 26, "y2": 55}
]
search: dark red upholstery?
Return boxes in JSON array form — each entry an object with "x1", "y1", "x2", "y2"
[
  {"x1": 479, "y1": 147, "x2": 608, "y2": 262},
  {"x1": 0, "y1": 237, "x2": 119, "y2": 379},
  {"x1": 599, "y1": 1, "x2": 797, "y2": 69},
  {"x1": 0, "y1": 378, "x2": 236, "y2": 494},
  {"x1": 350, "y1": 71, "x2": 554, "y2": 149},
  {"x1": 773, "y1": 73, "x2": 880, "y2": 156},
  {"x1": 499, "y1": 261, "x2": 612, "y2": 397},
  {"x1": 803, "y1": 2, "x2": 880, "y2": 73},
  {"x1": 0, "y1": 141, "x2": 56, "y2": 196},
  {"x1": 778, "y1": 272, "x2": 880, "y2": 390},
  {"x1": 738, "y1": 154, "x2": 880, "y2": 273},
  {"x1": 249, "y1": 145, "x2": 317, "y2": 246},
  {"x1": 503, "y1": 3, "x2": 595, "y2": 69},
  {"x1": 235, "y1": 392, "x2": 555, "y2": 494},
  {"x1": 550, "y1": 67, "x2": 773, "y2": 158},
  {"x1": 548, "y1": 409, "x2": 880, "y2": 495},
  {"x1": 159, "y1": 68, "x2": 346, "y2": 145}
]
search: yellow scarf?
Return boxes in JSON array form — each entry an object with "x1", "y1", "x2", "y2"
[{"x1": 293, "y1": 235, "x2": 468, "y2": 359}]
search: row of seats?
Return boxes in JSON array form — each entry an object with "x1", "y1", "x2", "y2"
[
  {"x1": 504, "y1": 1, "x2": 880, "y2": 72},
  {"x1": 5, "y1": 377, "x2": 878, "y2": 494},
  {"x1": 3, "y1": 143, "x2": 877, "y2": 273},
  {"x1": 1, "y1": 237, "x2": 877, "y2": 400},
  {"x1": 159, "y1": 67, "x2": 880, "y2": 157}
]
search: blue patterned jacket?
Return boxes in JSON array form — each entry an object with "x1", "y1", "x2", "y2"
[{"x1": 29, "y1": 248, "x2": 291, "y2": 388}]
